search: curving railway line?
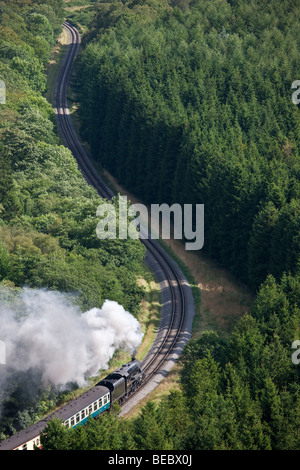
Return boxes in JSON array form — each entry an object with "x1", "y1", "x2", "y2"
[
  {"x1": 56, "y1": 22, "x2": 195, "y2": 411},
  {"x1": 0, "y1": 22, "x2": 195, "y2": 449},
  {"x1": 55, "y1": 22, "x2": 114, "y2": 200}
]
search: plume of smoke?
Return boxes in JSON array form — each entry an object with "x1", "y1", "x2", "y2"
[{"x1": 0, "y1": 288, "x2": 143, "y2": 389}]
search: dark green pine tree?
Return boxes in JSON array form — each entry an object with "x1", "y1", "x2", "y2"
[
  {"x1": 248, "y1": 201, "x2": 279, "y2": 290},
  {"x1": 40, "y1": 418, "x2": 70, "y2": 450},
  {"x1": 270, "y1": 199, "x2": 300, "y2": 280},
  {"x1": 133, "y1": 401, "x2": 169, "y2": 450},
  {"x1": 260, "y1": 377, "x2": 284, "y2": 449}
]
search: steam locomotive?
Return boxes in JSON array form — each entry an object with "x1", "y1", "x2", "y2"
[{"x1": 0, "y1": 358, "x2": 145, "y2": 450}]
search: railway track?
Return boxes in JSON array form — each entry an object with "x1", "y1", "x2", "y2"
[
  {"x1": 0, "y1": 20, "x2": 195, "y2": 451},
  {"x1": 55, "y1": 22, "x2": 195, "y2": 413},
  {"x1": 55, "y1": 22, "x2": 114, "y2": 199}
]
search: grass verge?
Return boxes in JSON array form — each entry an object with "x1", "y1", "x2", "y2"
[{"x1": 44, "y1": 28, "x2": 69, "y2": 106}]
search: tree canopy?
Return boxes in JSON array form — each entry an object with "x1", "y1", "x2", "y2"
[
  {"x1": 66, "y1": 0, "x2": 300, "y2": 450},
  {"x1": 0, "y1": 0, "x2": 147, "y2": 440}
]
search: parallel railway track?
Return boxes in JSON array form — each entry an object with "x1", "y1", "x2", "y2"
[
  {"x1": 56, "y1": 22, "x2": 194, "y2": 406},
  {"x1": 55, "y1": 22, "x2": 114, "y2": 199},
  {"x1": 0, "y1": 20, "x2": 195, "y2": 451}
]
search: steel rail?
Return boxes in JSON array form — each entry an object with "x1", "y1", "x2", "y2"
[
  {"x1": 0, "y1": 21, "x2": 195, "y2": 450},
  {"x1": 55, "y1": 22, "x2": 188, "y2": 394},
  {"x1": 141, "y1": 238, "x2": 185, "y2": 378},
  {"x1": 55, "y1": 22, "x2": 114, "y2": 199}
]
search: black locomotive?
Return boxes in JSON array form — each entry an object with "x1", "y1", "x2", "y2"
[
  {"x1": 0, "y1": 358, "x2": 145, "y2": 450},
  {"x1": 98, "y1": 358, "x2": 145, "y2": 404}
]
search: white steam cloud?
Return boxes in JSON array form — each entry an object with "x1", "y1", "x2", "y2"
[{"x1": 0, "y1": 288, "x2": 143, "y2": 388}]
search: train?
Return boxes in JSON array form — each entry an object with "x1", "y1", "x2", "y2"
[{"x1": 0, "y1": 358, "x2": 145, "y2": 450}]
